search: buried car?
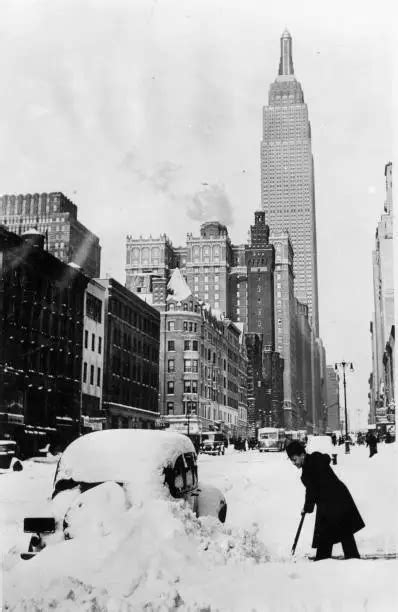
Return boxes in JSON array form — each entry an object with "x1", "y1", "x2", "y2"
[{"x1": 22, "y1": 429, "x2": 227, "y2": 559}]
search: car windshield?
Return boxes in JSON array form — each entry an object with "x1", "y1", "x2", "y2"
[{"x1": 260, "y1": 433, "x2": 277, "y2": 440}]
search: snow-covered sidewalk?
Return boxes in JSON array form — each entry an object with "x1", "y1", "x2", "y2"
[{"x1": 1, "y1": 444, "x2": 397, "y2": 611}]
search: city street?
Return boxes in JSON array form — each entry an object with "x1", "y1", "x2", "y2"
[{"x1": 2, "y1": 443, "x2": 397, "y2": 611}]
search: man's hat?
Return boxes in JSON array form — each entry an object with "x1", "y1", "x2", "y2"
[{"x1": 286, "y1": 440, "x2": 306, "y2": 458}]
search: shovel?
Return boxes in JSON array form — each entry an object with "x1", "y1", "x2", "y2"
[{"x1": 291, "y1": 512, "x2": 305, "y2": 556}]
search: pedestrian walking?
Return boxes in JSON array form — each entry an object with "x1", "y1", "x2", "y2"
[
  {"x1": 331, "y1": 433, "x2": 337, "y2": 446},
  {"x1": 286, "y1": 440, "x2": 364, "y2": 561},
  {"x1": 366, "y1": 432, "x2": 378, "y2": 458}
]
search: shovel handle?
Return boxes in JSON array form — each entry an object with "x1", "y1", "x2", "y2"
[{"x1": 291, "y1": 512, "x2": 306, "y2": 556}]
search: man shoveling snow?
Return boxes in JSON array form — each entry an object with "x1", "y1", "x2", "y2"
[{"x1": 286, "y1": 440, "x2": 365, "y2": 561}]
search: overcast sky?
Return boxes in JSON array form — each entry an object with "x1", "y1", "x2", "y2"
[{"x1": 0, "y1": 0, "x2": 393, "y2": 429}]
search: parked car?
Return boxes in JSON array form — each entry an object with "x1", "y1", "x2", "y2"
[
  {"x1": 0, "y1": 440, "x2": 23, "y2": 472},
  {"x1": 21, "y1": 430, "x2": 227, "y2": 559},
  {"x1": 200, "y1": 432, "x2": 225, "y2": 455}
]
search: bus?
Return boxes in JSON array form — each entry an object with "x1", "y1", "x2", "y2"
[
  {"x1": 257, "y1": 428, "x2": 286, "y2": 452},
  {"x1": 285, "y1": 430, "x2": 307, "y2": 444}
]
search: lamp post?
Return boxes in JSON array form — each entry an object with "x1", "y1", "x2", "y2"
[{"x1": 335, "y1": 361, "x2": 354, "y2": 454}]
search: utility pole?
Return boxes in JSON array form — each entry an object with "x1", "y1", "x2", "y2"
[{"x1": 335, "y1": 361, "x2": 354, "y2": 454}]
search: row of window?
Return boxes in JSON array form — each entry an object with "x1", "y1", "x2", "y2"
[
  {"x1": 86, "y1": 293, "x2": 102, "y2": 323},
  {"x1": 167, "y1": 321, "x2": 199, "y2": 333},
  {"x1": 168, "y1": 359, "x2": 199, "y2": 373},
  {"x1": 112, "y1": 328, "x2": 158, "y2": 361},
  {"x1": 168, "y1": 340, "x2": 199, "y2": 352},
  {"x1": 111, "y1": 356, "x2": 158, "y2": 387},
  {"x1": 166, "y1": 401, "x2": 199, "y2": 415},
  {"x1": 84, "y1": 330, "x2": 102, "y2": 354},
  {"x1": 83, "y1": 363, "x2": 101, "y2": 387},
  {"x1": 166, "y1": 302, "x2": 200, "y2": 312},
  {"x1": 167, "y1": 380, "x2": 198, "y2": 394},
  {"x1": 109, "y1": 298, "x2": 159, "y2": 337}
]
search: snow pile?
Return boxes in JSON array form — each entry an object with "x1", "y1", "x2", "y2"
[
  {"x1": 2, "y1": 443, "x2": 398, "y2": 611},
  {"x1": 4, "y1": 495, "x2": 269, "y2": 611}
]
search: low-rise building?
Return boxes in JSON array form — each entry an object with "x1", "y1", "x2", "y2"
[{"x1": 97, "y1": 278, "x2": 160, "y2": 429}]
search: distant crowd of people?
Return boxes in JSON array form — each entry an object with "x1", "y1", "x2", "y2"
[
  {"x1": 231, "y1": 437, "x2": 258, "y2": 451},
  {"x1": 228, "y1": 428, "x2": 394, "y2": 456}
]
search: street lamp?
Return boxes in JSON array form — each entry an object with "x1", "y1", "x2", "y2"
[{"x1": 335, "y1": 361, "x2": 354, "y2": 454}]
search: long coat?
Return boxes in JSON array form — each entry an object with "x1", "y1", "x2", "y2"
[{"x1": 301, "y1": 452, "x2": 365, "y2": 548}]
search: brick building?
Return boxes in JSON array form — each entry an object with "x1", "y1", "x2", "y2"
[
  {"x1": 97, "y1": 278, "x2": 160, "y2": 429},
  {"x1": 0, "y1": 226, "x2": 89, "y2": 453},
  {"x1": 158, "y1": 269, "x2": 247, "y2": 439}
]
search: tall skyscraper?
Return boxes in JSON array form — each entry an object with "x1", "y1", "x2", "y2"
[
  {"x1": 370, "y1": 162, "x2": 394, "y2": 427},
  {"x1": 261, "y1": 30, "x2": 319, "y2": 335}
]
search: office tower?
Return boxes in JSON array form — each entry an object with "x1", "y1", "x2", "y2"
[
  {"x1": 245, "y1": 211, "x2": 275, "y2": 347},
  {"x1": 261, "y1": 29, "x2": 319, "y2": 335},
  {"x1": 0, "y1": 192, "x2": 101, "y2": 277},
  {"x1": 370, "y1": 162, "x2": 395, "y2": 427},
  {"x1": 269, "y1": 230, "x2": 297, "y2": 426}
]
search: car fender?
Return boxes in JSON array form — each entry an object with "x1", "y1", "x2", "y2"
[{"x1": 196, "y1": 483, "x2": 227, "y2": 523}]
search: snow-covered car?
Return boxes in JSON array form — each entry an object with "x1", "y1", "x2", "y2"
[{"x1": 21, "y1": 429, "x2": 227, "y2": 559}]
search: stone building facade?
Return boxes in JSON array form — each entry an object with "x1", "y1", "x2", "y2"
[
  {"x1": 158, "y1": 269, "x2": 247, "y2": 439},
  {"x1": 261, "y1": 29, "x2": 319, "y2": 335},
  {"x1": 81, "y1": 280, "x2": 106, "y2": 432}
]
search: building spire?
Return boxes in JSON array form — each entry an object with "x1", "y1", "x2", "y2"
[{"x1": 278, "y1": 28, "x2": 294, "y2": 76}]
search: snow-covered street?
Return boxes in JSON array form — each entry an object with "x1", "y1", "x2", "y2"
[{"x1": 1, "y1": 444, "x2": 398, "y2": 611}]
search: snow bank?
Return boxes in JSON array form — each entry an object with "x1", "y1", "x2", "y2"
[
  {"x1": 4, "y1": 497, "x2": 269, "y2": 611},
  {"x1": 2, "y1": 443, "x2": 398, "y2": 611}
]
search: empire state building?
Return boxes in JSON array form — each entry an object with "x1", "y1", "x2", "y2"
[{"x1": 261, "y1": 29, "x2": 319, "y2": 335}]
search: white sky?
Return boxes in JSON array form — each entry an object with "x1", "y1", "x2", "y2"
[{"x1": 0, "y1": 0, "x2": 393, "y2": 429}]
